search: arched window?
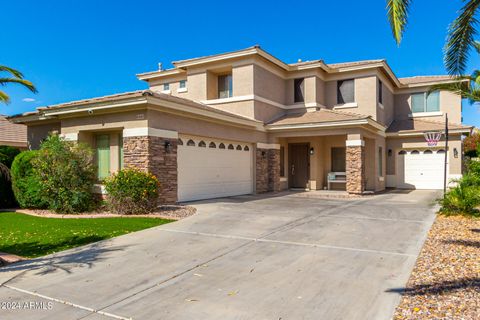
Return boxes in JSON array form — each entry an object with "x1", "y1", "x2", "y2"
[
  {"x1": 187, "y1": 139, "x2": 195, "y2": 146},
  {"x1": 398, "y1": 150, "x2": 407, "y2": 155},
  {"x1": 178, "y1": 139, "x2": 183, "y2": 146},
  {"x1": 236, "y1": 145, "x2": 242, "y2": 150},
  {"x1": 437, "y1": 149, "x2": 446, "y2": 154},
  {"x1": 209, "y1": 142, "x2": 216, "y2": 148},
  {"x1": 219, "y1": 143, "x2": 226, "y2": 149},
  {"x1": 244, "y1": 146, "x2": 250, "y2": 151},
  {"x1": 423, "y1": 150, "x2": 433, "y2": 154},
  {"x1": 410, "y1": 150, "x2": 420, "y2": 154},
  {"x1": 228, "y1": 144, "x2": 234, "y2": 150},
  {"x1": 198, "y1": 140, "x2": 206, "y2": 148}
]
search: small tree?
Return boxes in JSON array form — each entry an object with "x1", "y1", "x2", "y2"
[
  {"x1": 11, "y1": 151, "x2": 48, "y2": 208},
  {"x1": 33, "y1": 134, "x2": 96, "y2": 213}
]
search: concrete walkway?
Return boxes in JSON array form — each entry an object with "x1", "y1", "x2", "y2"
[{"x1": 0, "y1": 190, "x2": 440, "y2": 320}]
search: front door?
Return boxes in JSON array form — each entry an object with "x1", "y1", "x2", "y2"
[{"x1": 289, "y1": 143, "x2": 310, "y2": 188}]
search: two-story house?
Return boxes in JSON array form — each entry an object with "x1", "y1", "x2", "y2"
[{"x1": 8, "y1": 46, "x2": 473, "y2": 202}]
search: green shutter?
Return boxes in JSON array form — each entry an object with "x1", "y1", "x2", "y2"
[
  {"x1": 96, "y1": 135, "x2": 110, "y2": 180},
  {"x1": 119, "y1": 134, "x2": 124, "y2": 169}
]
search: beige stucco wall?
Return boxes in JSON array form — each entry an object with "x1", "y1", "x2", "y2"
[
  {"x1": 27, "y1": 122, "x2": 61, "y2": 149},
  {"x1": 394, "y1": 90, "x2": 462, "y2": 123},
  {"x1": 60, "y1": 110, "x2": 148, "y2": 134},
  {"x1": 386, "y1": 134, "x2": 463, "y2": 177}
]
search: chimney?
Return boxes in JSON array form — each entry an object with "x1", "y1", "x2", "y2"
[{"x1": 158, "y1": 63, "x2": 163, "y2": 71}]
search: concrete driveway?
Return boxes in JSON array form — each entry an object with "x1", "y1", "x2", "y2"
[{"x1": 0, "y1": 190, "x2": 439, "y2": 320}]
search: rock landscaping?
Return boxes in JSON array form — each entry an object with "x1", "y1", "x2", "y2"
[{"x1": 393, "y1": 215, "x2": 480, "y2": 320}]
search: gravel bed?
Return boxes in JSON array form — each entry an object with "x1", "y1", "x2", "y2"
[
  {"x1": 393, "y1": 215, "x2": 480, "y2": 320},
  {"x1": 4, "y1": 205, "x2": 196, "y2": 220}
]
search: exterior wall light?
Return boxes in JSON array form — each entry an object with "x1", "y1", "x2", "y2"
[
  {"x1": 454, "y1": 148, "x2": 459, "y2": 158},
  {"x1": 164, "y1": 141, "x2": 172, "y2": 153},
  {"x1": 388, "y1": 149, "x2": 392, "y2": 157},
  {"x1": 309, "y1": 147, "x2": 314, "y2": 155}
]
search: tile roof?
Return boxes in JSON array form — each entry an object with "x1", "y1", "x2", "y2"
[
  {"x1": 398, "y1": 75, "x2": 454, "y2": 85},
  {"x1": 387, "y1": 118, "x2": 471, "y2": 133},
  {"x1": 0, "y1": 115, "x2": 27, "y2": 145},
  {"x1": 327, "y1": 59, "x2": 384, "y2": 69},
  {"x1": 267, "y1": 109, "x2": 369, "y2": 126}
]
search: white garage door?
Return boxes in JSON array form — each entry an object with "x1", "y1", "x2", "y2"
[
  {"x1": 397, "y1": 150, "x2": 446, "y2": 189},
  {"x1": 177, "y1": 137, "x2": 253, "y2": 202}
]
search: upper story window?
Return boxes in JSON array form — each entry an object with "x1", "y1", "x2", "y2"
[
  {"x1": 218, "y1": 74, "x2": 233, "y2": 98},
  {"x1": 378, "y1": 79, "x2": 383, "y2": 104},
  {"x1": 337, "y1": 79, "x2": 354, "y2": 104},
  {"x1": 294, "y1": 78, "x2": 305, "y2": 103},
  {"x1": 411, "y1": 91, "x2": 439, "y2": 113},
  {"x1": 179, "y1": 80, "x2": 186, "y2": 89},
  {"x1": 163, "y1": 83, "x2": 170, "y2": 91}
]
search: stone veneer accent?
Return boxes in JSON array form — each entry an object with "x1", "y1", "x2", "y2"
[
  {"x1": 256, "y1": 148, "x2": 280, "y2": 193},
  {"x1": 346, "y1": 145, "x2": 365, "y2": 194},
  {"x1": 123, "y1": 136, "x2": 178, "y2": 204}
]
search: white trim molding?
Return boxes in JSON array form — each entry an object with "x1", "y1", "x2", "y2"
[
  {"x1": 123, "y1": 127, "x2": 178, "y2": 139},
  {"x1": 408, "y1": 111, "x2": 443, "y2": 118},
  {"x1": 177, "y1": 87, "x2": 188, "y2": 93},
  {"x1": 61, "y1": 133, "x2": 78, "y2": 141},
  {"x1": 257, "y1": 142, "x2": 280, "y2": 150},
  {"x1": 345, "y1": 139, "x2": 365, "y2": 147},
  {"x1": 161, "y1": 89, "x2": 171, "y2": 94},
  {"x1": 333, "y1": 102, "x2": 358, "y2": 109}
]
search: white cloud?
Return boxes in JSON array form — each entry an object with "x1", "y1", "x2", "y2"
[{"x1": 22, "y1": 98, "x2": 36, "y2": 102}]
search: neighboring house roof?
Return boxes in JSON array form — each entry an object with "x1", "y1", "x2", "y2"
[
  {"x1": 0, "y1": 115, "x2": 27, "y2": 148},
  {"x1": 326, "y1": 59, "x2": 385, "y2": 69},
  {"x1": 387, "y1": 118, "x2": 472, "y2": 135}
]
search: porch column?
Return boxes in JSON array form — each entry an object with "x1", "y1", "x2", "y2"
[
  {"x1": 256, "y1": 143, "x2": 280, "y2": 193},
  {"x1": 346, "y1": 136, "x2": 365, "y2": 194},
  {"x1": 123, "y1": 127, "x2": 178, "y2": 204}
]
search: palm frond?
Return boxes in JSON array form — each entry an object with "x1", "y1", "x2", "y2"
[
  {"x1": 0, "y1": 163, "x2": 10, "y2": 181},
  {"x1": 386, "y1": 0, "x2": 411, "y2": 45},
  {"x1": 444, "y1": 0, "x2": 480, "y2": 75},
  {"x1": 0, "y1": 65, "x2": 24, "y2": 79},
  {"x1": 0, "y1": 90, "x2": 10, "y2": 104},
  {"x1": 473, "y1": 40, "x2": 480, "y2": 53},
  {"x1": 0, "y1": 78, "x2": 37, "y2": 93}
]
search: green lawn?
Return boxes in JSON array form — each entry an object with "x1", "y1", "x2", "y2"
[{"x1": 0, "y1": 212, "x2": 172, "y2": 258}]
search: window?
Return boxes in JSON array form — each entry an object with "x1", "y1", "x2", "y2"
[
  {"x1": 187, "y1": 139, "x2": 195, "y2": 146},
  {"x1": 398, "y1": 150, "x2": 407, "y2": 155},
  {"x1": 337, "y1": 79, "x2": 354, "y2": 104},
  {"x1": 209, "y1": 142, "x2": 216, "y2": 148},
  {"x1": 437, "y1": 149, "x2": 446, "y2": 154},
  {"x1": 411, "y1": 91, "x2": 440, "y2": 113},
  {"x1": 411, "y1": 150, "x2": 420, "y2": 154},
  {"x1": 96, "y1": 134, "x2": 110, "y2": 180},
  {"x1": 198, "y1": 141, "x2": 206, "y2": 147},
  {"x1": 179, "y1": 80, "x2": 186, "y2": 89},
  {"x1": 331, "y1": 147, "x2": 346, "y2": 172},
  {"x1": 424, "y1": 150, "x2": 433, "y2": 154},
  {"x1": 294, "y1": 78, "x2": 305, "y2": 103},
  {"x1": 378, "y1": 79, "x2": 383, "y2": 104},
  {"x1": 236, "y1": 145, "x2": 242, "y2": 150},
  {"x1": 378, "y1": 147, "x2": 383, "y2": 177},
  {"x1": 244, "y1": 146, "x2": 249, "y2": 151},
  {"x1": 218, "y1": 74, "x2": 233, "y2": 98},
  {"x1": 280, "y1": 146, "x2": 285, "y2": 177},
  {"x1": 163, "y1": 83, "x2": 170, "y2": 91},
  {"x1": 228, "y1": 144, "x2": 234, "y2": 150},
  {"x1": 178, "y1": 139, "x2": 183, "y2": 145},
  {"x1": 219, "y1": 143, "x2": 226, "y2": 149}
]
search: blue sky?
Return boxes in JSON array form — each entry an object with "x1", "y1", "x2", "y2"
[{"x1": 2, "y1": 0, "x2": 479, "y2": 127}]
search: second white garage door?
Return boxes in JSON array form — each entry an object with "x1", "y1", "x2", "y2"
[
  {"x1": 177, "y1": 137, "x2": 253, "y2": 202},
  {"x1": 397, "y1": 150, "x2": 446, "y2": 189}
]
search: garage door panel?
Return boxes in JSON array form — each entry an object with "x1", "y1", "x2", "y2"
[
  {"x1": 397, "y1": 152, "x2": 445, "y2": 190},
  {"x1": 178, "y1": 138, "x2": 253, "y2": 202}
]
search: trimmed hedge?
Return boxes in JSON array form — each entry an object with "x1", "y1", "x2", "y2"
[
  {"x1": 104, "y1": 168, "x2": 160, "y2": 214},
  {"x1": 11, "y1": 151, "x2": 48, "y2": 209}
]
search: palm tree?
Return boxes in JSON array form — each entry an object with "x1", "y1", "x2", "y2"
[
  {"x1": 386, "y1": 0, "x2": 480, "y2": 76},
  {"x1": 0, "y1": 65, "x2": 37, "y2": 104}
]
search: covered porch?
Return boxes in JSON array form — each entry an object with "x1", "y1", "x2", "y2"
[{"x1": 266, "y1": 110, "x2": 386, "y2": 195}]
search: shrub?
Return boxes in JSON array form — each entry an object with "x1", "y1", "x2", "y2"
[
  {"x1": 439, "y1": 179, "x2": 480, "y2": 216},
  {"x1": 11, "y1": 151, "x2": 48, "y2": 208},
  {"x1": 104, "y1": 168, "x2": 160, "y2": 214},
  {"x1": 0, "y1": 146, "x2": 21, "y2": 208},
  {"x1": 33, "y1": 134, "x2": 96, "y2": 213}
]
